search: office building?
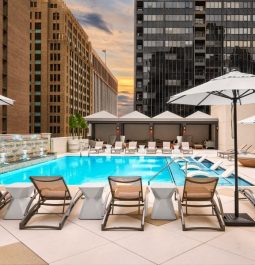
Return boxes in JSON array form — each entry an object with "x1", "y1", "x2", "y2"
[
  {"x1": 134, "y1": 0, "x2": 255, "y2": 117},
  {"x1": 30, "y1": 0, "x2": 118, "y2": 136},
  {"x1": 91, "y1": 50, "x2": 118, "y2": 115},
  {"x1": 30, "y1": 0, "x2": 92, "y2": 136},
  {"x1": 0, "y1": 0, "x2": 30, "y2": 134}
]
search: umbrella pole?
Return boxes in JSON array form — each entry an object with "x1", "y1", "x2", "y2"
[
  {"x1": 224, "y1": 93, "x2": 255, "y2": 226},
  {"x1": 233, "y1": 97, "x2": 239, "y2": 217}
]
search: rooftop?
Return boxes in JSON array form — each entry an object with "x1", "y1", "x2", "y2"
[{"x1": 1, "y1": 150, "x2": 255, "y2": 265}]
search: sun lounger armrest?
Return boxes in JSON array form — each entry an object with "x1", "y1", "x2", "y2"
[{"x1": 214, "y1": 190, "x2": 224, "y2": 217}]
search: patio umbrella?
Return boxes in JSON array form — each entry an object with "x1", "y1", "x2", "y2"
[
  {"x1": 0, "y1": 95, "x2": 14, "y2": 105},
  {"x1": 168, "y1": 70, "x2": 255, "y2": 226},
  {"x1": 239, "y1": 115, "x2": 255, "y2": 124}
]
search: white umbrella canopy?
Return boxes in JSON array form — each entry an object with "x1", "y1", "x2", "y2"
[
  {"x1": 168, "y1": 70, "x2": 255, "y2": 105},
  {"x1": 168, "y1": 70, "x2": 255, "y2": 227},
  {"x1": 0, "y1": 95, "x2": 14, "y2": 105},
  {"x1": 239, "y1": 115, "x2": 255, "y2": 124}
]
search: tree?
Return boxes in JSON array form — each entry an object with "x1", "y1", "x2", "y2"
[
  {"x1": 75, "y1": 113, "x2": 88, "y2": 139},
  {"x1": 69, "y1": 115, "x2": 78, "y2": 138}
]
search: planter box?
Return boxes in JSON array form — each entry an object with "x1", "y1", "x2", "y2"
[{"x1": 68, "y1": 139, "x2": 80, "y2": 153}]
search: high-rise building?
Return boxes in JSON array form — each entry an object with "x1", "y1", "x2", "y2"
[
  {"x1": 30, "y1": 0, "x2": 92, "y2": 136},
  {"x1": 91, "y1": 50, "x2": 118, "y2": 115},
  {"x1": 0, "y1": 0, "x2": 30, "y2": 134},
  {"x1": 30, "y1": 0, "x2": 118, "y2": 137},
  {"x1": 134, "y1": 0, "x2": 255, "y2": 117}
]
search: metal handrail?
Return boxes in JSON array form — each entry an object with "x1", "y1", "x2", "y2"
[{"x1": 148, "y1": 156, "x2": 188, "y2": 185}]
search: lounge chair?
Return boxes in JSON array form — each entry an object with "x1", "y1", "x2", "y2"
[
  {"x1": 19, "y1": 176, "x2": 82, "y2": 230},
  {"x1": 210, "y1": 160, "x2": 223, "y2": 170},
  {"x1": 102, "y1": 176, "x2": 148, "y2": 231},
  {"x1": 125, "y1": 141, "x2": 137, "y2": 154},
  {"x1": 111, "y1": 141, "x2": 123, "y2": 154},
  {"x1": 217, "y1": 144, "x2": 251, "y2": 158},
  {"x1": 181, "y1": 142, "x2": 193, "y2": 154},
  {"x1": 181, "y1": 160, "x2": 223, "y2": 171},
  {"x1": 239, "y1": 188, "x2": 255, "y2": 207},
  {"x1": 218, "y1": 167, "x2": 234, "y2": 178},
  {"x1": 197, "y1": 155, "x2": 207, "y2": 163},
  {"x1": 162, "y1": 141, "x2": 172, "y2": 154},
  {"x1": 187, "y1": 170, "x2": 210, "y2": 178},
  {"x1": 0, "y1": 189, "x2": 11, "y2": 209},
  {"x1": 146, "y1": 142, "x2": 157, "y2": 154},
  {"x1": 176, "y1": 177, "x2": 225, "y2": 231},
  {"x1": 89, "y1": 141, "x2": 104, "y2": 154}
]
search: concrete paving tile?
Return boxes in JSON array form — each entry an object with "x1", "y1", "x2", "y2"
[
  {"x1": 208, "y1": 229, "x2": 255, "y2": 261},
  {"x1": 0, "y1": 217, "x2": 108, "y2": 263},
  {"x1": 163, "y1": 244, "x2": 255, "y2": 265},
  {"x1": 0, "y1": 225, "x2": 18, "y2": 247},
  {"x1": 115, "y1": 226, "x2": 201, "y2": 264},
  {"x1": 50, "y1": 243, "x2": 155, "y2": 265}
]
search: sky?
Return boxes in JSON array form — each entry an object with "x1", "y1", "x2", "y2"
[{"x1": 65, "y1": 0, "x2": 134, "y2": 116}]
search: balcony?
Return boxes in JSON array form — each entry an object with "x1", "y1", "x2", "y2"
[{"x1": 194, "y1": 46, "x2": 205, "y2": 53}]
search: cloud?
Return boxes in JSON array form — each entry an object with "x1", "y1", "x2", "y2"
[
  {"x1": 118, "y1": 93, "x2": 134, "y2": 116},
  {"x1": 76, "y1": 13, "x2": 112, "y2": 34}
]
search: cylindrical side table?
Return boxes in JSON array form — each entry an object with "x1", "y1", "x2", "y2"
[
  {"x1": 4, "y1": 183, "x2": 34, "y2": 220},
  {"x1": 150, "y1": 182, "x2": 176, "y2": 220},
  {"x1": 79, "y1": 182, "x2": 106, "y2": 220}
]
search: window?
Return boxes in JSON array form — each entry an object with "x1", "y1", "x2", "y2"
[
  {"x1": 144, "y1": 2, "x2": 164, "y2": 8},
  {"x1": 144, "y1": 15, "x2": 164, "y2": 21},
  {"x1": 53, "y1": 12, "x2": 60, "y2": 20},
  {"x1": 35, "y1": 12, "x2": 41, "y2": 19},
  {"x1": 35, "y1": 23, "x2": 41, "y2": 30}
]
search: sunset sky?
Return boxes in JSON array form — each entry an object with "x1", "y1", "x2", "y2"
[{"x1": 65, "y1": 0, "x2": 134, "y2": 116}]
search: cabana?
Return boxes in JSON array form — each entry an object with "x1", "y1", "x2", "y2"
[
  {"x1": 184, "y1": 111, "x2": 218, "y2": 147},
  {"x1": 120, "y1": 111, "x2": 150, "y2": 143},
  {"x1": 85, "y1": 110, "x2": 218, "y2": 148},
  {"x1": 85, "y1": 111, "x2": 118, "y2": 143},
  {"x1": 152, "y1": 111, "x2": 183, "y2": 143}
]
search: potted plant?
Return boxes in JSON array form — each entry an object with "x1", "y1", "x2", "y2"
[{"x1": 67, "y1": 114, "x2": 80, "y2": 152}]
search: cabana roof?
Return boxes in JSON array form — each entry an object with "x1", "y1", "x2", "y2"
[
  {"x1": 185, "y1": 111, "x2": 218, "y2": 121},
  {"x1": 153, "y1": 111, "x2": 183, "y2": 121},
  {"x1": 85, "y1": 111, "x2": 117, "y2": 121},
  {"x1": 119, "y1": 111, "x2": 150, "y2": 122}
]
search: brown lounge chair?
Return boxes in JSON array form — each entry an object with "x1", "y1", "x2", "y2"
[
  {"x1": 0, "y1": 189, "x2": 11, "y2": 210},
  {"x1": 176, "y1": 177, "x2": 225, "y2": 231},
  {"x1": 19, "y1": 176, "x2": 82, "y2": 230},
  {"x1": 102, "y1": 176, "x2": 148, "y2": 231}
]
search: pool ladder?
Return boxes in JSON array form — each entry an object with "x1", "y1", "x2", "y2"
[{"x1": 148, "y1": 156, "x2": 189, "y2": 186}]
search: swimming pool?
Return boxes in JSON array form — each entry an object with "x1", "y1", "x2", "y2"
[{"x1": 0, "y1": 156, "x2": 252, "y2": 186}]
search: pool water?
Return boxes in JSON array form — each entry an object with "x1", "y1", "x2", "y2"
[{"x1": 0, "y1": 156, "x2": 252, "y2": 186}]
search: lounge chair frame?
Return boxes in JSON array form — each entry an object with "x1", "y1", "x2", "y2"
[
  {"x1": 162, "y1": 142, "x2": 172, "y2": 154},
  {"x1": 176, "y1": 177, "x2": 225, "y2": 231},
  {"x1": 102, "y1": 176, "x2": 147, "y2": 231},
  {"x1": 111, "y1": 142, "x2": 123, "y2": 154},
  {"x1": 181, "y1": 142, "x2": 193, "y2": 154},
  {"x1": 19, "y1": 176, "x2": 82, "y2": 230},
  {"x1": 146, "y1": 142, "x2": 157, "y2": 154},
  {"x1": 0, "y1": 190, "x2": 11, "y2": 209},
  {"x1": 125, "y1": 142, "x2": 137, "y2": 154},
  {"x1": 239, "y1": 188, "x2": 255, "y2": 207}
]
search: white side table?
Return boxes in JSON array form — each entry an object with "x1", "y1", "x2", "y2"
[
  {"x1": 4, "y1": 183, "x2": 34, "y2": 220},
  {"x1": 79, "y1": 182, "x2": 106, "y2": 219},
  {"x1": 105, "y1": 144, "x2": 112, "y2": 154},
  {"x1": 138, "y1": 145, "x2": 145, "y2": 154},
  {"x1": 150, "y1": 183, "x2": 176, "y2": 220}
]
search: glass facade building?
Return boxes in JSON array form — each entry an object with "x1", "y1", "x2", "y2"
[{"x1": 135, "y1": 0, "x2": 255, "y2": 117}]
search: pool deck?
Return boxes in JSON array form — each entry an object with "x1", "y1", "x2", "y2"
[{"x1": 1, "y1": 150, "x2": 255, "y2": 265}]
